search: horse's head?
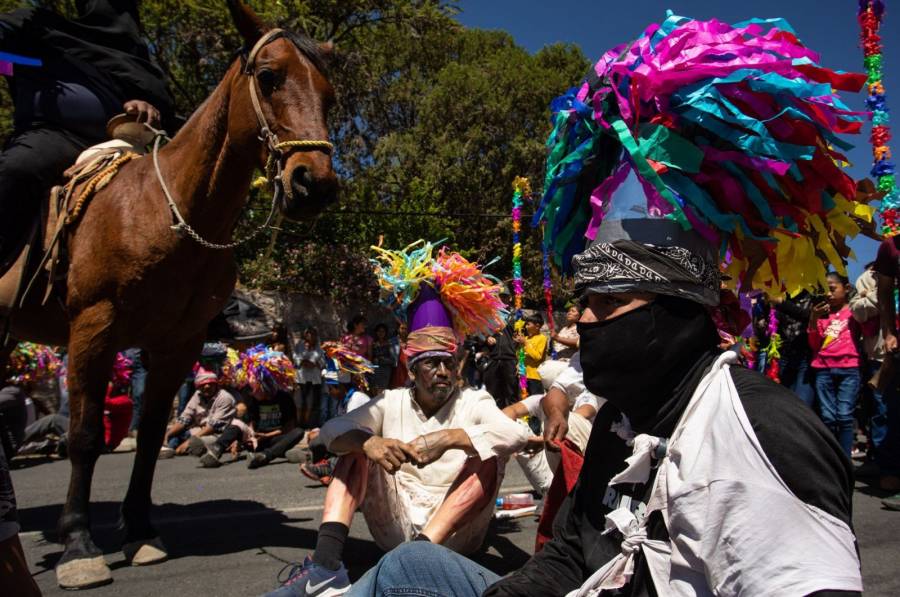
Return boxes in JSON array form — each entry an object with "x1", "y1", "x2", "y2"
[{"x1": 228, "y1": 1, "x2": 337, "y2": 221}]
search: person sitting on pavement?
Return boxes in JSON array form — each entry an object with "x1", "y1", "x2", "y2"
[
  {"x1": 200, "y1": 384, "x2": 304, "y2": 469},
  {"x1": 345, "y1": 17, "x2": 864, "y2": 596},
  {"x1": 160, "y1": 368, "x2": 234, "y2": 458},
  {"x1": 503, "y1": 357, "x2": 601, "y2": 495},
  {"x1": 265, "y1": 241, "x2": 527, "y2": 597},
  {"x1": 299, "y1": 356, "x2": 372, "y2": 486}
]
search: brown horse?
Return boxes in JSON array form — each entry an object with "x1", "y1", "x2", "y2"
[{"x1": 0, "y1": 2, "x2": 336, "y2": 589}]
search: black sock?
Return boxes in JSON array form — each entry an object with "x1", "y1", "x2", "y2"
[
  {"x1": 313, "y1": 522, "x2": 349, "y2": 571},
  {"x1": 413, "y1": 533, "x2": 431, "y2": 542}
]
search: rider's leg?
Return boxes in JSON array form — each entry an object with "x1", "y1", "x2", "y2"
[{"x1": 0, "y1": 127, "x2": 84, "y2": 263}]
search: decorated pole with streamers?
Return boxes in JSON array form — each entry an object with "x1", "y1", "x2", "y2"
[
  {"x1": 511, "y1": 177, "x2": 529, "y2": 399},
  {"x1": 764, "y1": 308, "x2": 782, "y2": 383},
  {"x1": 860, "y1": 0, "x2": 900, "y2": 235},
  {"x1": 541, "y1": 233, "x2": 557, "y2": 359}
]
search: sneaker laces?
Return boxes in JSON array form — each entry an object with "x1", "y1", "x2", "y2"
[{"x1": 277, "y1": 561, "x2": 311, "y2": 586}]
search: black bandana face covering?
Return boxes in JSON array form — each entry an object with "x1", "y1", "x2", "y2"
[{"x1": 577, "y1": 296, "x2": 719, "y2": 434}]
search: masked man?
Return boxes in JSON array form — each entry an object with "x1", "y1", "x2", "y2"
[
  {"x1": 266, "y1": 244, "x2": 528, "y2": 597},
  {"x1": 346, "y1": 12, "x2": 864, "y2": 597},
  {"x1": 0, "y1": 0, "x2": 173, "y2": 269}
]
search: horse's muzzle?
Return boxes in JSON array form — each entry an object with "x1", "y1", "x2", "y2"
[{"x1": 282, "y1": 165, "x2": 338, "y2": 221}]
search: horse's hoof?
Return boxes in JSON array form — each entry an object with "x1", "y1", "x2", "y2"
[
  {"x1": 122, "y1": 536, "x2": 168, "y2": 566},
  {"x1": 56, "y1": 556, "x2": 113, "y2": 590}
]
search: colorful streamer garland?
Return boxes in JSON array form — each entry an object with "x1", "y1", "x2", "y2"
[
  {"x1": 859, "y1": 1, "x2": 900, "y2": 236},
  {"x1": 512, "y1": 177, "x2": 529, "y2": 399}
]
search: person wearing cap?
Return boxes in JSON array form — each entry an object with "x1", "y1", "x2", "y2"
[
  {"x1": 344, "y1": 13, "x2": 865, "y2": 597},
  {"x1": 299, "y1": 363, "x2": 372, "y2": 486},
  {"x1": 0, "y1": 1, "x2": 173, "y2": 270},
  {"x1": 159, "y1": 369, "x2": 235, "y2": 459},
  {"x1": 264, "y1": 244, "x2": 529, "y2": 597}
]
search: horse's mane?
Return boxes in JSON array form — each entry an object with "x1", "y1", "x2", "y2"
[{"x1": 235, "y1": 29, "x2": 329, "y2": 76}]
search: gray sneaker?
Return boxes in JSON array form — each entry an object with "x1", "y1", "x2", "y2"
[
  {"x1": 264, "y1": 556, "x2": 350, "y2": 597},
  {"x1": 188, "y1": 435, "x2": 210, "y2": 456},
  {"x1": 199, "y1": 444, "x2": 224, "y2": 468},
  {"x1": 285, "y1": 446, "x2": 308, "y2": 464},
  {"x1": 158, "y1": 446, "x2": 175, "y2": 459}
]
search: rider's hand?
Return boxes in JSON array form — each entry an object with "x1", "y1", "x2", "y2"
[
  {"x1": 123, "y1": 100, "x2": 161, "y2": 126},
  {"x1": 362, "y1": 436, "x2": 418, "y2": 475},
  {"x1": 175, "y1": 441, "x2": 191, "y2": 455}
]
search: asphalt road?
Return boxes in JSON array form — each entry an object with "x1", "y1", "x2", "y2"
[{"x1": 9, "y1": 451, "x2": 900, "y2": 596}]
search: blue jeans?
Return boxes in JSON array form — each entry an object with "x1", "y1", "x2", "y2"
[
  {"x1": 780, "y1": 351, "x2": 815, "y2": 408},
  {"x1": 129, "y1": 357, "x2": 147, "y2": 432},
  {"x1": 347, "y1": 542, "x2": 499, "y2": 597},
  {"x1": 176, "y1": 377, "x2": 194, "y2": 416},
  {"x1": 167, "y1": 428, "x2": 191, "y2": 449},
  {"x1": 320, "y1": 390, "x2": 336, "y2": 426},
  {"x1": 814, "y1": 367, "x2": 861, "y2": 456}
]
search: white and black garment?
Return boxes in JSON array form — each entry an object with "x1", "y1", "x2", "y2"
[{"x1": 486, "y1": 352, "x2": 861, "y2": 597}]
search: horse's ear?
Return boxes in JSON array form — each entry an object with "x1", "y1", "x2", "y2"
[{"x1": 227, "y1": 0, "x2": 268, "y2": 47}]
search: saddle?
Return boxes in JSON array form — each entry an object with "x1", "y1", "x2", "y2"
[{"x1": 0, "y1": 115, "x2": 153, "y2": 316}]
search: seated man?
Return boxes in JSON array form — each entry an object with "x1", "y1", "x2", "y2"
[
  {"x1": 504, "y1": 356, "x2": 601, "y2": 495},
  {"x1": 267, "y1": 244, "x2": 528, "y2": 597},
  {"x1": 160, "y1": 369, "x2": 235, "y2": 458},
  {"x1": 199, "y1": 383, "x2": 304, "y2": 469}
]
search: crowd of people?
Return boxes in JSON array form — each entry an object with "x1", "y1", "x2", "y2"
[{"x1": 1, "y1": 2, "x2": 899, "y2": 596}]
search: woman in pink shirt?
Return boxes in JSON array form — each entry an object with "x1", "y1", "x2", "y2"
[{"x1": 808, "y1": 272, "x2": 862, "y2": 456}]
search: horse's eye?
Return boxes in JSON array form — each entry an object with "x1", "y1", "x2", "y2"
[{"x1": 256, "y1": 68, "x2": 277, "y2": 95}]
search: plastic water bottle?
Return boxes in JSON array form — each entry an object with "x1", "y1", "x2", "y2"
[{"x1": 495, "y1": 493, "x2": 535, "y2": 510}]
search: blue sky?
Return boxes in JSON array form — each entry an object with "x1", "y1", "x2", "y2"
[{"x1": 455, "y1": 0, "x2": 899, "y2": 281}]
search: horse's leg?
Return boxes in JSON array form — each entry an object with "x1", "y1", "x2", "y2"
[
  {"x1": 120, "y1": 335, "x2": 203, "y2": 566},
  {"x1": 55, "y1": 303, "x2": 116, "y2": 590}
]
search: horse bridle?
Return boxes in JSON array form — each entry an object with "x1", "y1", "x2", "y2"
[
  {"x1": 244, "y1": 28, "x2": 333, "y2": 197},
  {"x1": 151, "y1": 28, "x2": 332, "y2": 250}
]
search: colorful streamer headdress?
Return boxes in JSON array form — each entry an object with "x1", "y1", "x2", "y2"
[
  {"x1": 535, "y1": 11, "x2": 874, "y2": 301},
  {"x1": 233, "y1": 344, "x2": 296, "y2": 395},
  {"x1": 6, "y1": 342, "x2": 62, "y2": 385},
  {"x1": 321, "y1": 341, "x2": 375, "y2": 379},
  {"x1": 371, "y1": 241, "x2": 508, "y2": 364}
]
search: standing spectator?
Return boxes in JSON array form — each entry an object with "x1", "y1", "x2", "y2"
[
  {"x1": 850, "y1": 263, "x2": 897, "y2": 483},
  {"x1": 516, "y1": 313, "x2": 548, "y2": 397},
  {"x1": 874, "y1": 238, "x2": 900, "y2": 505},
  {"x1": 481, "y1": 322, "x2": 518, "y2": 408},
  {"x1": 294, "y1": 327, "x2": 326, "y2": 427},
  {"x1": 370, "y1": 323, "x2": 395, "y2": 394},
  {"x1": 808, "y1": 273, "x2": 862, "y2": 457},
  {"x1": 770, "y1": 293, "x2": 815, "y2": 407},
  {"x1": 550, "y1": 301, "x2": 580, "y2": 360},
  {"x1": 123, "y1": 348, "x2": 146, "y2": 434},
  {"x1": 160, "y1": 370, "x2": 235, "y2": 458},
  {"x1": 389, "y1": 321, "x2": 410, "y2": 389},
  {"x1": 341, "y1": 315, "x2": 373, "y2": 361}
]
